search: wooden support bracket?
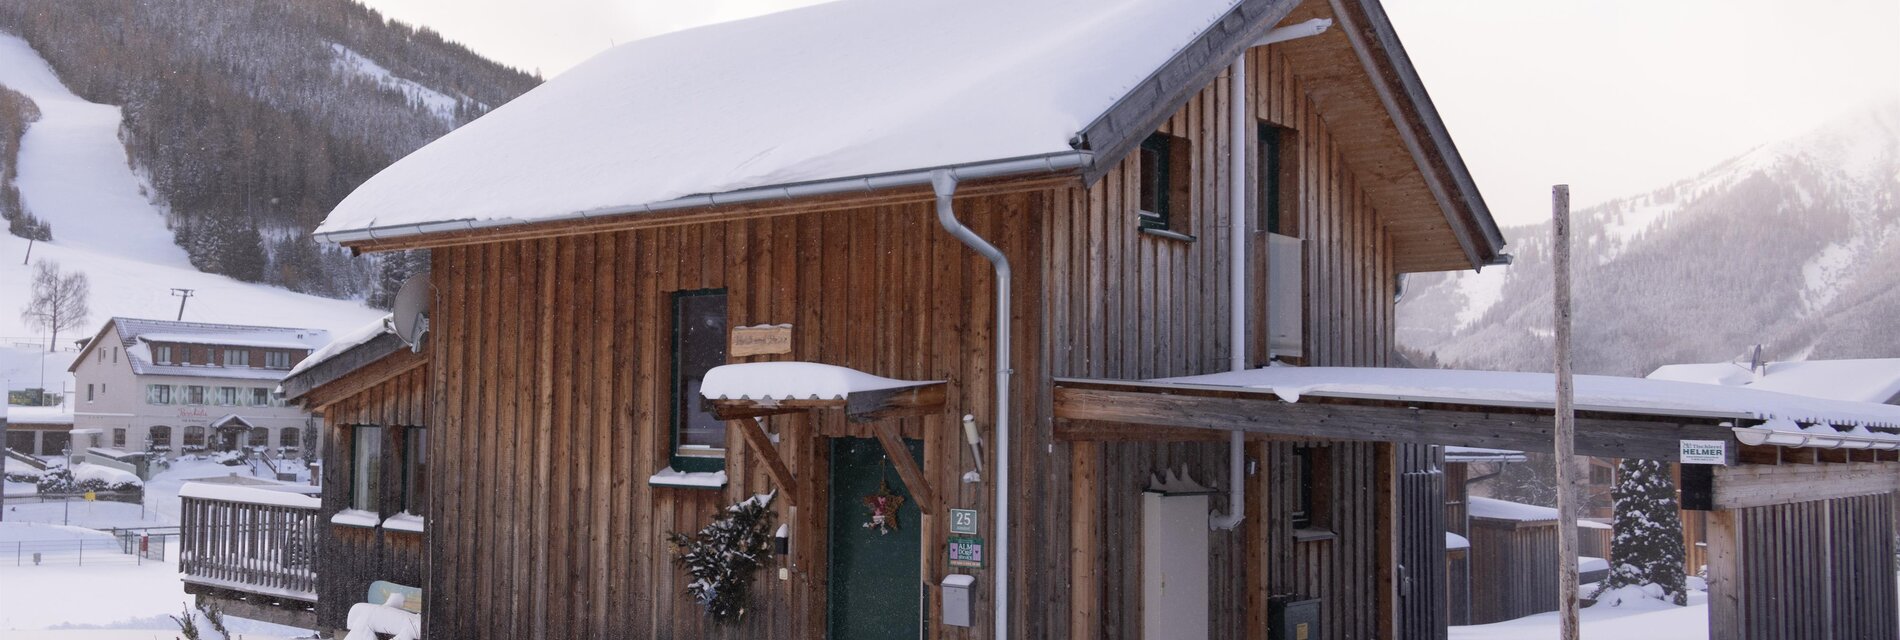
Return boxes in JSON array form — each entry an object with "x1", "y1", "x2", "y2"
[
  {"x1": 731, "y1": 418, "x2": 799, "y2": 506},
  {"x1": 872, "y1": 421, "x2": 938, "y2": 514}
]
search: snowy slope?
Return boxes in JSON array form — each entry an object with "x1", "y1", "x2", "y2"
[
  {"x1": 0, "y1": 32, "x2": 188, "y2": 266},
  {"x1": 0, "y1": 232, "x2": 383, "y2": 346},
  {"x1": 0, "y1": 31, "x2": 382, "y2": 393}
]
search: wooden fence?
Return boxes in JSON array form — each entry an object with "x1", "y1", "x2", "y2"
[{"x1": 178, "y1": 493, "x2": 319, "y2": 601}]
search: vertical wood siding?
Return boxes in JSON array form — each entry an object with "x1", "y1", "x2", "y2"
[
  {"x1": 423, "y1": 192, "x2": 1050, "y2": 639},
  {"x1": 1707, "y1": 492, "x2": 1898, "y2": 640},
  {"x1": 1050, "y1": 45, "x2": 1405, "y2": 640},
  {"x1": 316, "y1": 364, "x2": 431, "y2": 630},
  {"x1": 1465, "y1": 520, "x2": 1559, "y2": 625}
]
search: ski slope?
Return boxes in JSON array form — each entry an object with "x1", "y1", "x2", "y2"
[
  {"x1": 0, "y1": 31, "x2": 189, "y2": 266},
  {"x1": 0, "y1": 31, "x2": 384, "y2": 393}
]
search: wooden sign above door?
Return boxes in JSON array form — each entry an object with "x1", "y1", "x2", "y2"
[{"x1": 731, "y1": 324, "x2": 793, "y2": 357}]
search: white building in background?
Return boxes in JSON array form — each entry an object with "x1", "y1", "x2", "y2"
[{"x1": 68, "y1": 318, "x2": 328, "y2": 458}]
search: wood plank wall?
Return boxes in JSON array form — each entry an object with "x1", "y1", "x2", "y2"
[
  {"x1": 422, "y1": 191, "x2": 1049, "y2": 640},
  {"x1": 1051, "y1": 44, "x2": 1406, "y2": 640},
  {"x1": 1465, "y1": 519, "x2": 1559, "y2": 625},
  {"x1": 1707, "y1": 492, "x2": 1898, "y2": 640},
  {"x1": 316, "y1": 364, "x2": 431, "y2": 630}
]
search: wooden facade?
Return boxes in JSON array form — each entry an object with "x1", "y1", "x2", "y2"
[
  {"x1": 303, "y1": 0, "x2": 1519, "y2": 637},
  {"x1": 313, "y1": 363, "x2": 430, "y2": 631},
  {"x1": 1706, "y1": 493, "x2": 1897, "y2": 640}
]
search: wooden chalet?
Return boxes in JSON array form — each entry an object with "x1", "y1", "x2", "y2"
[{"x1": 201, "y1": 0, "x2": 1899, "y2": 639}]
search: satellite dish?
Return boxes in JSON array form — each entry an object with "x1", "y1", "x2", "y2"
[{"x1": 392, "y1": 273, "x2": 431, "y2": 352}]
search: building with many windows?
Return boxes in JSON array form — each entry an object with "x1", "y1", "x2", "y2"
[{"x1": 68, "y1": 318, "x2": 328, "y2": 458}]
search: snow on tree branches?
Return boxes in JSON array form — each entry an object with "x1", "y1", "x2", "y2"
[
  {"x1": 1591, "y1": 458, "x2": 1688, "y2": 606},
  {"x1": 668, "y1": 491, "x2": 777, "y2": 623}
]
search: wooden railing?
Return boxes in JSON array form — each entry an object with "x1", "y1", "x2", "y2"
[{"x1": 178, "y1": 489, "x2": 320, "y2": 602}]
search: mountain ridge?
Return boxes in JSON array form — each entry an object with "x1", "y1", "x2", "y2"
[{"x1": 1398, "y1": 99, "x2": 1900, "y2": 376}]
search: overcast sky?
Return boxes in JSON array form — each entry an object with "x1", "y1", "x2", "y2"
[{"x1": 357, "y1": 0, "x2": 1900, "y2": 229}]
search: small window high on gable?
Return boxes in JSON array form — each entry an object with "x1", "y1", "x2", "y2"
[{"x1": 1137, "y1": 132, "x2": 1193, "y2": 234}]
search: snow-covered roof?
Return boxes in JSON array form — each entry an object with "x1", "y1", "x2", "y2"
[
  {"x1": 317, "y1": 0, "x2": 1241, "y2": 237},
  {"x1": 5, "y1": 404, "x2": 73, "y2": 425},
  {"x1": 1155, "y1": 366, "x2": 1900, "y2": 429},
  {"x1": 1446, "y1": 531, "x2": 1470, "y2": 550},
  {"x1": 286, "y1": 315, "x2": 394, "y2": 380},
  {"x1": 77, "y1": 317, "x2": 328, "y2": 381},
  {"x1": 701, "y1": 362, "x2": 936, "y2": 401},
  {"x1": 1467, "y1": 497, "x2": 1614, "y2": 528},
  {"x1": 1647, "y1": 358, "x2": 1900, "y2": 405}
]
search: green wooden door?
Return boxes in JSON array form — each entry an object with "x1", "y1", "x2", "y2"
[{"x1": 828, "y1": 436, "x2": 924, "y2": 640}]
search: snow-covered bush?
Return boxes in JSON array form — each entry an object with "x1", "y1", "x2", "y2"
[
  {"x1": 1590, "y1": 458, "x2": 1687, "y2": 606},
  {"x1": 212, "y1": 450, "x2": 245, "y2": 466},
  {"x1": 668, "y1": 492, "x2": 777, "y2": 623},
  {"x1": 35, "y1": 463, "x2": 143, "y2": 494}
]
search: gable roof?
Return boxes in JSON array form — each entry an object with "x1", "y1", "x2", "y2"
[
  {"x1": 315, "y1": 0, "x2": 1501, "y2": 270},
  {"x1": 69, "y1": 318, "x2": 329, "y2": 381},
  {"x1": 1648, "y1": 359, "x2": 1900, "y2": 406}
]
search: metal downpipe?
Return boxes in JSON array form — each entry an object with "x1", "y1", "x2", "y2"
[{"x1": 931, "y1": 169, "x2": 1012, "y2": 639}]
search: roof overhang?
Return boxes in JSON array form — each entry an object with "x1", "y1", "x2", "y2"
[{"x1": 280, "y1": 332, "x2": 426, "y2": 410}]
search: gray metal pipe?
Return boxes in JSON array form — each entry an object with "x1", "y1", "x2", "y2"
[{"x1": 930, "y1": 169, "x2": 1012, "y2": 640}]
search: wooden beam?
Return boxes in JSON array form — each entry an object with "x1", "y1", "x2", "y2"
[
  {"x1": 844, "y1": 383, "x2": 947, "y2": 423},
  {"x1": 730, "y1": 419, "x2": 799, "y2": 506},
  {"x1": 1052, "y1": 382, "x2": 1735, "y2": 461},
  {"x1": 1710, "y1": 460, "x2": 1900, "y2": 509},
  {"x1": 872, "y1": 421, "x2": 938, "y2": 515}
]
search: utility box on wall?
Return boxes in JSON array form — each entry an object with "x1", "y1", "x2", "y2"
[
  {"x1": 940, "y1": 574, "x2": 975, "y2": 627},
  {"x1": 1142, "y1": 490, "x2": 1211, "y2": 640},
  {"x1": 1269, "y1": 596, "x2": 1322, "y2": 640}
]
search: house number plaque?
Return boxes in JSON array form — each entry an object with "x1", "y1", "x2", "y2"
[
  {"x1": 730, "y1": 324, "x2": 793, "y2": 357},
  {"x1": 949, "y1": 508, "x2": 979, "y2": 535}
]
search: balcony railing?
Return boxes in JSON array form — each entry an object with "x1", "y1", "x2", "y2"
[{"x1": 178, "y1": 482, "x2": 321, "y2": 602}]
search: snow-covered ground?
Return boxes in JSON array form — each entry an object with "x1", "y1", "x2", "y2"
[
  {"x1": 1452, "y1": 589, "x2": 1710, "y2": 640},
  {"x1": 1, "y1": 458, "x2": 316, "y2": 638}
]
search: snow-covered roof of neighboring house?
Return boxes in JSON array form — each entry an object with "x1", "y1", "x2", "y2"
[
  {"x1": 279, "y1": 315, "x2": 427, "y2": 404},
  {"x1": 70, "y1": 318, "x2": 328, "y2": 381},
  {"x1": 314, "y1": 0, "x2": 1504, "y2": 270},
  {"x1": 1156, "y1": 366, "x2": 1900, "y2": 429},
  {"x1": 1647, "y1": 358, "x2": 1900, "y2": 406},
  {"x1": 4, "y1": 404, "x2": 73, "y2": 425},
  {"x1": 1467, "y1": 497, "x2": 1611, "y2": 529},
  {"x1": 286, "y1": 315, "x2": 394, "y2": 380}
]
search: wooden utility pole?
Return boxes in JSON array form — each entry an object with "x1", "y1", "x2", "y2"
[{"x1": 1552, "y1": 184, "x2": 1580, "y2": 640}]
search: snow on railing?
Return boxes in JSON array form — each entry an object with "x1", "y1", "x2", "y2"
[{"x1": 178, "y1": 482, "x2": 320, "y2": 601}]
